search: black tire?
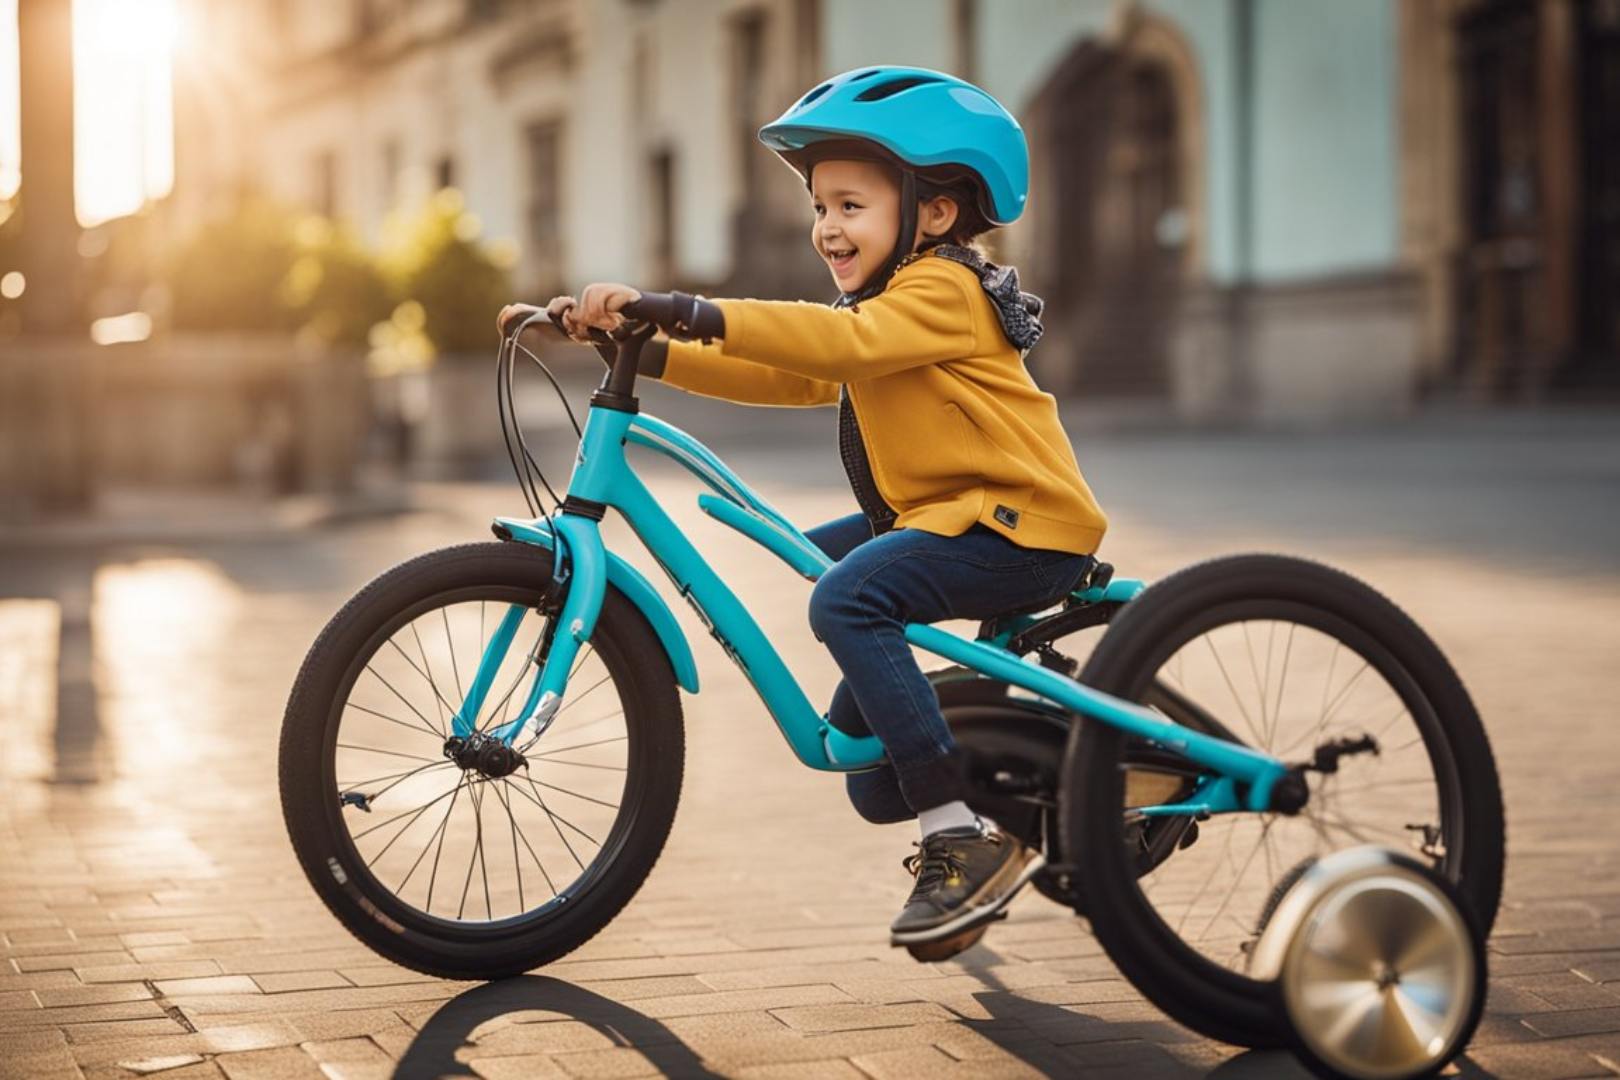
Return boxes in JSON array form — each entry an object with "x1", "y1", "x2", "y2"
[
  {"x1": 1061, "y1": 554, "x2": 1504, "y2": 1049},
  {"x1": 280, "y1": 542, "x2": 684, "y2": 980}
]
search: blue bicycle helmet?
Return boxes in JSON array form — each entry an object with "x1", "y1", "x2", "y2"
[{"x1": 759, "y1": 66, "x2": 1029, "y2": 227}]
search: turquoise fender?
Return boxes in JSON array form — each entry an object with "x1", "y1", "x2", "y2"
[{"x1": 492, "y1": 516, "x2": 701, "y2": 694}]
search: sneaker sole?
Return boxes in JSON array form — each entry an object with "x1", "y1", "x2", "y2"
[{"x1": 889, "y1": 852, "x2": 1047, "y2": 946}]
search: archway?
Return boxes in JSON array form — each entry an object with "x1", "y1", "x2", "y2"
[{"x1": 1021, "y1": 12, "x2": 1205, "y2": 398}]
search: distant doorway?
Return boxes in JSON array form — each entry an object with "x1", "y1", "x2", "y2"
[{"x1": 1024, "y1": 27, "x2": 1197, "y2": 397}]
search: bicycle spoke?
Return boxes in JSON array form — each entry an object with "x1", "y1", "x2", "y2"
[
  {"x1": 534, "y1": 758, "x2": 627, "y2": 773},
  {"x1": 492, "y1": 779, "x2": 526, "y2": 911},
  {"x1": 1268, "y1": 623, "x2": 1297, "y2": 752},
  {"x1": 495, "y1": 780, "x2": 560, "y2": 897},
  {"x1": 352, "y1": 781, "x2": 462, "y2": 842},
  {"x1": 507, "y1": 777, "x2": 588, "y2": 871},
  {"x1": 511, "y1": 774, "x2": 605, "y2": 852},
  {"x1": 1198, "y1": 817, "x2": 1274, "y2": 944},
  {"x1": 357, "y1": 669, "x2": 443, "y2": 740},
  {"x1": 1202, "y1": 633, "x2": 1264, "y2": 747},
  {"x1": 425, "y1": 776, "x2": 467, "y2": 914},
  {"x1": 442, "y1": 607, "x2": 465, "y2": 701},
  {"x1": 387, "y1": 637, "x2": 457, "y2": 733},
  {"x1": 528, "y1": 777, "x2": 620, "y2": 811},
  {"x1": 397, "y1": 774, "x2": 466, "y2": 895},
  {"x1": 409, "y1": 619, "x2": 448, "y2": 732},
  {"x1": 339, "y1": 759, "x2": 451, "y2": 791},
  {"x1": 532, "y1": 734, "x2": 627, "y2": 758},
  {"x1": 336, "y1": 742, "x2": 440, "y2": 764}
]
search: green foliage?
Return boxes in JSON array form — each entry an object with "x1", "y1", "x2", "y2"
[
  {"x1": 163, "y1": 188, "x2": 513, "y2": 356},
  {"x1": 282, "y1": 217, "x2": 396, "y2": 348},
  {"x1": 166, "y1": 196, "x2": 302, "y2": 334},
  {"x1": 379, "y1": 189, "x2": 515, "y2": 356}
]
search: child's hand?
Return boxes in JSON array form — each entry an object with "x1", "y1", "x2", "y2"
[
  {"x1": 575, "y1": 282, "x2": 642, "y2": 335},
  {"x1": 497, "y1": 303, "x2": 547, "y2": 336}
]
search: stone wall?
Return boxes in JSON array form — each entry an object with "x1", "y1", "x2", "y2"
[{"x1": 0, "y1": 335, "x2": 370, "y2": 517}]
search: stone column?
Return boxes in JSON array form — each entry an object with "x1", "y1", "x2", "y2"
[{"x1": 6, "y1": 0, "x2": 92, "y2": 511}]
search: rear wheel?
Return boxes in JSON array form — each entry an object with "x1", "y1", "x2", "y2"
[
  {"x1": 280, "y1": 542, "x2": 684, "y2": 980},
  {"x1": 1061, "y1": 555, "x2": 1503, "y2": 1048}
]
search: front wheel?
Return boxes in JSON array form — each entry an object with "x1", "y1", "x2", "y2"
[
  {"x1": 280, "y1": 542, "x2": 684, "y2": 980},
  {"x1": 1061, "y1": 554, "x2": 1504, "y2": 1049}
]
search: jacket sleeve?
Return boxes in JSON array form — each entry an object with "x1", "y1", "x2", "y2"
[
  {"x1": 711, "y1": 261, "x2": 980, "y2": 382},
  {"x1": 653, "y1": 338, "x2": 841, "y2": 407}
]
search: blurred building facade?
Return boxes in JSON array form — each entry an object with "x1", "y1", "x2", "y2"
[{"x1": 170, "y1": 0, "x2": 1619, "y2": 421}]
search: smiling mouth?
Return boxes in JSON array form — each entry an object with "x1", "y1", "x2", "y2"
[{"x1": 826, "y1": 247, "x2": 857, "y2": 272}]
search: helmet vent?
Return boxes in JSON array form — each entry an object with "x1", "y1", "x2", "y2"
[
  {"x1": 799, "y1": 82, "x2": 832, "y2": 107},
  {"x1": 849, "y1": 69, "x2": 884, "y2": 82},
  {"x1": 854, "y1": 75, "x2": 944, "y2": 102}
]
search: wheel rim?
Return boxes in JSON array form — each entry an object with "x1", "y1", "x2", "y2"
[
  {"x1": 324, "y1": 585, "x2": 637, "y2": 929},
  {"x1": 1284, "y1": 871, "x2": 1476, "y2": 1079},
  {"x1": 1074, "y1": 600, "x2": 1466, "y2": 981}
]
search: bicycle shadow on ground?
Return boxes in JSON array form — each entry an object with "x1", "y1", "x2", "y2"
[
  {"x1": 952, "y1": 944, "x2": 1311, "y2": 1078},
  {"x1": 391, "y1": 975, "x2": 726, "y2": 1080}
]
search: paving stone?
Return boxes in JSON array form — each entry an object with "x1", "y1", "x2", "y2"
[
  {"x1": 465, "y1": 1056, "x2": 572, "y2": 1080},
  {"x1": 1522, "y1": 1008, "x2": 1620, "y2": 1039},
  {"x1": 14, "y1": 950, "x2": 133, "y2": 972},
  {"x1": 735, "y1": 1060, "x2": 870, "y2": 1080},
  {"x1": 115, "y1": 1054, "x2": 208, "y2": 1074},
  {"x1": 152, "y1": 976, "x2": 262, "y2": 997},
  {"x1": 63, "y1": 1017, "x2": 192, "y2": 1043},
  {"x1": 250, "y1": 972, "x2": 350, "y2": 994},
  {"x1": 216, "y1": 1047, "x2": 325, "y2": 1080},
  {"x1": 79, "y1": 961, "x2": 223, "y2": 984},
  {"x1": 770, "y1": 1002, "x2": 959, "y2": 1033},
  {"x1": 1460, "y1": 1037, "x2": 1620, "y2": 1079}
]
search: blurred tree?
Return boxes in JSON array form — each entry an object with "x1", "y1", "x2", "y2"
[
  {"x1": 166, "y1": 196, "x2": 301, "y2": 334},
  {"x1": 166, "y1": 196, "x2": 394, "y2": 347},
  {"x1": 380, "y1": 188, "x2": 515, "y2": 356},
  {"x1": 282, "y1": 216, "x2": 396, "y2": 348}
]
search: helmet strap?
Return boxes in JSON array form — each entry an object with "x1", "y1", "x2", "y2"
[{"x1": 844, "y1": 167, "x2": 918, "y2": 305}]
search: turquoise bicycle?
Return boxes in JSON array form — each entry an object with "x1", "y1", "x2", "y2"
[{"x1": 281, "y1": 306, "x2": 1504, "y2": 1078}]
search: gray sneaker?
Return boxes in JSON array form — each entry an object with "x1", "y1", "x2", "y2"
[{"x1": 889, "y1": 822, "x2": 1041, "y2": 946}]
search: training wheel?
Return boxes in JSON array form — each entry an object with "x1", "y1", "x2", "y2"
[{"x1": 1247, "y1": 846, "x2": 1486, "y2": 1080}]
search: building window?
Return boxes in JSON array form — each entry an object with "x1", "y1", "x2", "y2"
[
  {"x1": 729, "y1": 9, "x2": 768, "y2": 206},
  {"x1": 525, "y1": 120, "x2": 563, "y2": 292}
]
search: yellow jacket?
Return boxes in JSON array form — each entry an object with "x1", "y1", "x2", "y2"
[{"x1": 654, "y1": 254, "x2": 1107, "y2": 556}]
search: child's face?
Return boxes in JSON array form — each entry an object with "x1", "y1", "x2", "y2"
[{"x1": 809, "y1": 159, "x2": 902, "y2": 294}]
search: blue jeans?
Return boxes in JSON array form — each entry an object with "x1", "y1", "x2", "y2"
[{"x1": 803, "y1": 512, "x2": 1091, "y2": 823}]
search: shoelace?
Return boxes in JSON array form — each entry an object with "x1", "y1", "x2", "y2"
[{"x1": 901, "y1": 831, "x2": 1000, "y2": 900}]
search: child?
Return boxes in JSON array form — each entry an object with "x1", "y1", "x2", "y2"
[{"x1": 500, "y1": 66, "x2": 1107, "y2": 953}]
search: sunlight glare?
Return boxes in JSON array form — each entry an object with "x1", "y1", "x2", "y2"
[{"x1": 72, "y1": 0, "x2": 177, "y2": 226}]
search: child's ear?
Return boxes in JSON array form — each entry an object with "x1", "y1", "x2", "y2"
[{"x1": 920, "y1": 195, "x2": 960, "y2": 239}]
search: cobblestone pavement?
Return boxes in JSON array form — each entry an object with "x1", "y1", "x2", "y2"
[{"x1": 4, "y1": 410, "x2": 1620, "y2": 1080}]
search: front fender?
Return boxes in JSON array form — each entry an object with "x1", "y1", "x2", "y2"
[{"x1": 492, "y1": 516, "x2": 700, "y2": 694}]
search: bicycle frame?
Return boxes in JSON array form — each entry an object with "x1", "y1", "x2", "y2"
[{"x1": 461, "y1": 391, "x2": 1292, "y2": 817}]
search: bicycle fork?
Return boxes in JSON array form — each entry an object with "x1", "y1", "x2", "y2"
[{"x1": 451, "y1": 513, "x2": 607, "y2": 750}]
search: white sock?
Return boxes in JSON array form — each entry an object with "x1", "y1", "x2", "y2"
[{"x1": 918, "y1": 800, "x2": 980, "y2": 838}]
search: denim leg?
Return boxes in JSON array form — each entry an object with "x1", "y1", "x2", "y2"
[
  {"x1": 803, "y1": 511, "x2": 875, "y2": 562},
  {"x1": 808, "y1": 524, "x2": 1090, "y2": 814}
]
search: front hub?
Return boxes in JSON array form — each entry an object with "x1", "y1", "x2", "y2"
[{"x1": 444, "y1": 732, "x2": 527, "y2": 779}]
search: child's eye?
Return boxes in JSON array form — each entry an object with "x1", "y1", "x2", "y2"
[
  {"x1": 843, "y1": 201, "x2": 860, "y2": 212},
  {"x1": 813, "y1": 204, "x2": 825, "y2": 216}
]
